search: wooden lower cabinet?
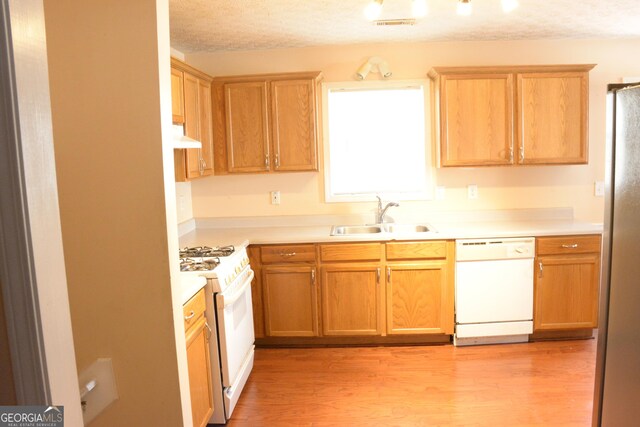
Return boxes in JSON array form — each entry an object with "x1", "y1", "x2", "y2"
[
  {"x1": 386, "y1": 261, "x2": 453, "y2": 335},
  {"x1": 321, "y1": 264, "x2": 383, "y2": 336},
  {"x1": 262, "y1": 265, "x2": 318, "y2": 337},
  {"x1": 534, "y1": 253, "x2": 600, "y2": 331},
  {"x1": 183, "y1": 290, "x2": 214, "y2": 427}
]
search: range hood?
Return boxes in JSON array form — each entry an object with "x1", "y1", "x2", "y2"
[{"x1": 171, "y1": 124, "x2": 201, "y2": 149}]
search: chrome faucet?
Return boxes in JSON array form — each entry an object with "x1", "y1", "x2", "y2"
[{"x1": 376, "y1": 195, "x2": 399, "y2": 224}]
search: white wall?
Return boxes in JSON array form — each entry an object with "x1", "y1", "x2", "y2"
[
  {"x1": 184, "y1": 38, "x2": 640, "y2": 223},
  {"x1": 44, "y1": 0, "x2": 190, "y2": 425},
  {"x1": 3, "y1": 3, "x2": 81, "y2": 422}
]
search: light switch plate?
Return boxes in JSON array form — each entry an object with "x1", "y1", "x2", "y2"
[
  {"x1": 595, "y1": 181, "x2": 605, "y2": 197},
  {"x1": 78, "y1": 358, "x2": 118, "y2": 424},
  {"x1": 436, "y1": 186, "x2": 446, "y2": 200}
]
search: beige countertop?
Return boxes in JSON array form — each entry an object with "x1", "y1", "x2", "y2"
[
  {"x1": 178, "y1": 211, "x2": 603, "y2": 248},
  {"x1": 179, "y1": 274, "x2": 207, "y2": 305}
]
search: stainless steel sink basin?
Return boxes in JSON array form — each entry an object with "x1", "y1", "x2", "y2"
[
  {"x1": 383, "y1": 224, "x2": 431, "y2": 233},
  {"x1": 330, "y1": 223, "x2": 434, "y2": 236},
  {"x1": 330, "y1": 225, "x2": 383, "y2": 236}
]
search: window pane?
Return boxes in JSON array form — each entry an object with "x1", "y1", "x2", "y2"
[{"x1": 325, "y1": 83, "x2": 432, "y2": 201}]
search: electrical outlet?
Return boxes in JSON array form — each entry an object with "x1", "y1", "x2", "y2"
[
  {"x1": 436, "y1": 186, "x2": 446, "y2": 200},
  {"x1": 467, "y1": 184, "x2": 478, "y2": 200},
  {"x1": 270, "y1": 191, "x2": 281, "y2": 205},
  {"x1": 595, "y1": 181, "x2": 605, "y2": 197},
  {"x1": 78, "y1": 358, "x2": 118, "y2": 424}
]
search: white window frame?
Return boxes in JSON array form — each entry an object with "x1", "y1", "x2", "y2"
[{"x1": 321, "y1": 79, "x2": 434, "y2": 203}]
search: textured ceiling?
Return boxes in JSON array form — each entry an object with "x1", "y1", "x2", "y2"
[{"x1": 169, "y1": 0, "x2": 640, "y2": 53}]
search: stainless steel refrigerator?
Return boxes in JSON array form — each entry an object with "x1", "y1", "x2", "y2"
[{"x1": 593, "y1": 83, "x2": 640, "y2": 426}]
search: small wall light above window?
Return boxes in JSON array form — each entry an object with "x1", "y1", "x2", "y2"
[{"x1": 356, "y1": 56, "x2": 393, "y2": 80}]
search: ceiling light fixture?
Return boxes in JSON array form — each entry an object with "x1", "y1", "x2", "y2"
[
  {"x1": 364, "y1": 0, "x2": 384, "y2": 21},
  {"x1": 364, "y1": 0, "x2": 517, "y2": 22},
  {"x1": 411, "y1": 0, "x2": 428, "y2": 18},
  {"x1": 501, "y1": 0, "x2": 519, "y2": 13},
  {"x1": 456, "y1": 0, "x2": 472, "y2": 16}
]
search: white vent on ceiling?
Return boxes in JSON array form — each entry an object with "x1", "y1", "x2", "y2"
[{"x1": 374, "y1": 18, "x2": 416, "y2": 26}]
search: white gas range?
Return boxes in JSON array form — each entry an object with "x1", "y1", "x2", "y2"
[{"x1": 179, "y1": 243, "x2": 255, "y2": 424}]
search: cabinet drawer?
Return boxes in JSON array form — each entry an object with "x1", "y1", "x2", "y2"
[
  {"x1": 537, "y1": 235, "x2": 601, "y2": 256},
  {"x1": 261, "y1": 244, "x2": 316, "y2": 263},
  {"x1": 183, "y1": 288, "x2": 206, "y2": 331},
  {"x1": 320, "y1": 243, "x2": 382, "y2": 262},
  {"x1": 386, "y1": 241, "x2": 447, "y2": 260}
]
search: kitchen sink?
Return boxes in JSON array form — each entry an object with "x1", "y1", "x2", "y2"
[
  {"x1": 383, "y1": 224, "x2": 431, "y2": 233},
  {"x1": 330, "y1": 225, "x2": 383, "y2": 235},
  {"x1": 330, "y1": 223, "x2": 434, "y2": 236}
]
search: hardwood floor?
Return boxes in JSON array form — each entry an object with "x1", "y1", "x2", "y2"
[{"x1": 227, "y1": 340, "x2": 596, "y2": 426}]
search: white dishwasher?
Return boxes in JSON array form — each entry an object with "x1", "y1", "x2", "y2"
[{"x1": 455, "y1": 237, "x2": 535, "y2": 346}]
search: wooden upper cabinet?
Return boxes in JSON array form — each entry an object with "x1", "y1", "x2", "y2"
[
  {"x1": 430, "y1": 64, "x2": 594, "y2": 167},
  {"x1": 184, "y1": 73, "x2": 202, "y2": 179},
  {"x1": 198, "y1": 79, "x2": 214, "y2": 176},
  {"x1": 213, "y1": 72, "x2": 322, "y2": 175},
  {"x1": 171, "y1": 68, "x2": 185, "y2": 124},
  {"x1": 271, "y1": 79, "x2": 318, "y2": 171},
  {"x1": 224, "y1": 81, "x2": 271, "y2": 173},
  {"x1": 171, "y1": 57, "x2": 214, "y2": 181},
  {"x1": 439, "y1": 73, "x2": 514, "y2": 166},
  {"x1": 517, "y1": 72, "x2": 589, "y2": 164}
]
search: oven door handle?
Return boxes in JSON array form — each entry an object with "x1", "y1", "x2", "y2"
[{"x1": 220, "y1": 269, "x2": 255, "y2": 308}]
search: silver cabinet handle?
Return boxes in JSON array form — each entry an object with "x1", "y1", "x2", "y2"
[
  {"x1": 184, "y1": 310, "x2": 195, "y2": 321},
  {"x1": 204, "y1": 321, "x2": 212, "y2": 339},
  {"x1": 376, "y1": 268, "x2": 381, "y2": 284},
  {"x1": 279, "y1": 252, "x2": 296, "y2": 258},
  {"x1": 538, "y1": 262, "x2": 543, "y2": 278},
  {"x1": 275, "y1": 153, "x2": 280, "y2": 169},
  {"x1": 561, "y1": 243, "x2": 579, "y2": 249},
  {"x1": 509, "y1": 146, "x2": 514, "y2": 163},
  {"x1": 311, "y1": 269, "x2": 316, "y2": 284},
  {"x1": 264, "y1": 154, "x2": 269, "y2": 167},
  {"x1": 387, "y1": 267, "x2": 391, "y2": 282},
  {"x1": 519, "y1": 145, "x2": 525, "y2": 163}
]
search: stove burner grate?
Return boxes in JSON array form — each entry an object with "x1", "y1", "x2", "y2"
[
  {"x1": 179, "y1": 245, "x2": 235, "y2": 258},
  {"x1": 179, "y1": 257, "x2": 220, "y2": 272}
]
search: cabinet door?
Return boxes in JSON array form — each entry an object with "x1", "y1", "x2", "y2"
[
  {"x1": 263, "y1": 266, "x2": 318, "y2": 337},
  {"x1": 184, "y1": 73, "x2": 202, "y2": 179},
  {"x1": 439, "y1": 73, "x2": 514, "y2": 166},
  {"x1": 171, "y1": 68, "x2": 185, "y2": 124},
  {"x1": 270, "y1": 79, "x2": 318, "y2": 171},
  {"x1": 198, "y1": 79, "x2": 214, "y2": 176},
  {"x1": 321, "y1": 264, "x2": 383, "y2": 336},
  {"x1": 534, "y1": 254, "x2": 600, "y2": 330},
  {"x1": 386, "y1": 261, "x2": 453, "y2": 335},
  {"x1": 185, "y1": 316, "x2": 214, "y2": 427},
  {"x1": 225, "y1": 82, "x2": 270, "y2": 173},
  {"x1": 517, "y1": 72, "x2": 588, "y2": 164}
]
